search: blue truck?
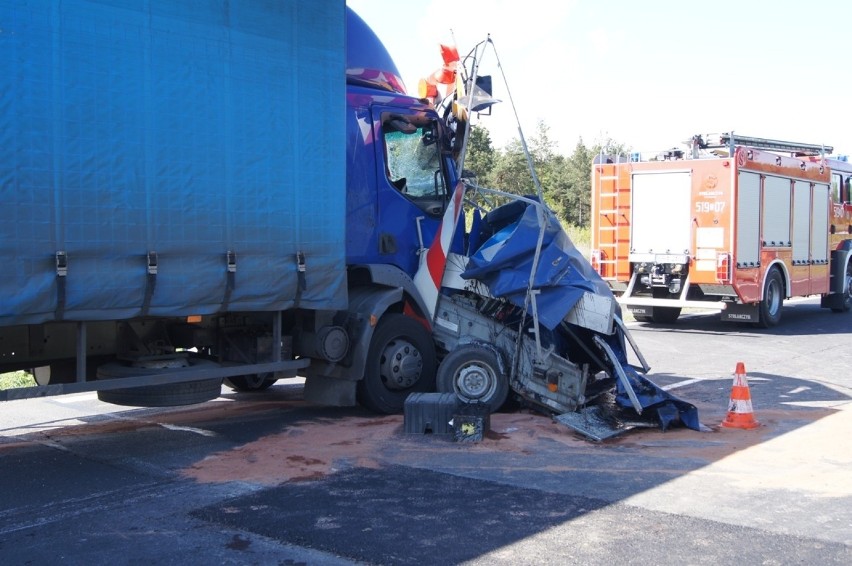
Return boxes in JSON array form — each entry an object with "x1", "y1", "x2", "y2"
[{"x1": 0, "y1": 0, "x2": 698, "y2": 435}]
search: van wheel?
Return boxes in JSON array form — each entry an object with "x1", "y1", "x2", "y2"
[
  {"x1": 96, "y1": 358, "x2": 221, "y2": 407},
  {"x1": 357, "y1": 314, "x2": 437, "y2": 414},
  {"x1": 757, "y1": 269, "x2": 784, "y2": 328},
  {"x1": 436, "y1": 345, "x2": 508, "y2": 413}
]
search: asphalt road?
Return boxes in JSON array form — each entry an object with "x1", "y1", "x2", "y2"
[{"x1": 0, "y1": 298, "x2": 850, "y2": 565}]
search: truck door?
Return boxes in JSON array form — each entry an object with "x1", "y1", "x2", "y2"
[{"x1": 373, "y1": 109, "x2": 451, "y2": 277}]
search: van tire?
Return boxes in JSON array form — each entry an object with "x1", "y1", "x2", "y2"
[{"x1": 436, "y1": 345, "x2": 508, "y2": 413}]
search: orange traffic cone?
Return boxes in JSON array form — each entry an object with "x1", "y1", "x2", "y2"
[{"x1": 721, "y1": 362, "x2": 759, "y2": 429}]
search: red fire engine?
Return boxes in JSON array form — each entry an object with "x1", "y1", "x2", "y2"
[{"x1": 590, "y1": 133, "x2": 852, "y2": 327}]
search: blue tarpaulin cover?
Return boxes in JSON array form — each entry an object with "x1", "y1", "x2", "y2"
[
  {"x1": 0, "y1": 0, "x2": 348, "y2": 326},
  {"x1": 464, "y1": 204, "x2": 612, "y2": 330}
]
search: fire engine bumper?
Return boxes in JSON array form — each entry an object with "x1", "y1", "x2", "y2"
[{"x1": 618, "y1": 297, "x2": 728, "y2": 310}]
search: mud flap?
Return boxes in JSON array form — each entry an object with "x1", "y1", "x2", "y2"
[{"x1": 721, "y1": 303, "x2": 759, "y2": 323}]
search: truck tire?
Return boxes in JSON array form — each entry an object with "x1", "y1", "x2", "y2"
[
  {"x1": 648, "y1": 288, "x2": 681, "y2": 323},
  {"x1": 436, "y1": 345, "x2": 508, "y2": 413},
  {"x1": 651, "y1": 306, "x2": 681, "y2": 324},
  {"x1": 357, "y1": 314, "x2": 437, "y2": 414},
  {"x1": 96, "y1": 358, "x2": 222, "y2": 407},
  {"x1": 224, "y1": 374, "x2": 277, "y2": 392},
  {"x1": 830, "y1": 262, "x2": 852, "y2": 313},
  {"x1": 757, "y1": 269, "x2": 784, "y2": 328},
  {"x1": 634, "y1": 307, "x2": 681, "y2": 324}
]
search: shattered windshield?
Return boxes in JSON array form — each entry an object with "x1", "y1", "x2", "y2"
[{"x1": 384, "y1": 121, "x2": 446, "y2": 200}]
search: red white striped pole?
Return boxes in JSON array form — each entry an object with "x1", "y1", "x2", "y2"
[{"x1": 413, "y1": 180, "x2": 465, "y2": 321}]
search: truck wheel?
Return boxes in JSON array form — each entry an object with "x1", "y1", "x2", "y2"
[
  {"x1": 651, "y1": 306, "x2": 681, "y2": 324},
  {"x1": 830, "y1": 262, "x2": 852, "y2": 313},
  {"x1": 757, "y1": 269, "x2": 784, "y2": 328},
  {"x1": 632, "y1": 307, "x2": 680, "y2": 324},
  {"x1": 436, "y1": 345, "x2": 508, "y2": 413},
  {"x1": 357, "y1": 314, "x2": 437, "y2": 414},
  {"x1": 96, "y1": 358, "x2": 222, "y2": 407},
  {"x1": 225, "y1": 374, "x2": 277, "y2": 392}
]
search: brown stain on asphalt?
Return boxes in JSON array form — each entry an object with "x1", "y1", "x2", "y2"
[
  {"x1": 2, "y1": 386, "x2": 838, "y2": 486},
  {"x1": 177, "y1": 400, "x2": 841, "y2": 486}
]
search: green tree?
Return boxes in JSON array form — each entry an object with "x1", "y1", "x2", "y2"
[
  {"x1": 462, "y1": 125, "x2": 496, "y2": 186},
  {"x1": 457, "y1": 119, "x2": 632, "y2": 232},
  {"x1": 489, "y1": 138, "x2": 534, "y2": 197},
  {"x1": 563, "y1": 138, "x2": 594, "y2": 226}
]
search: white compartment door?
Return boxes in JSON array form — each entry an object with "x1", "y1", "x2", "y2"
[
  {"x1": 630, "y1": 172, "x2": 692, "y2": 256},
  {"x1": 736, "y1": 171, "x2": 761, "y2": 268}
]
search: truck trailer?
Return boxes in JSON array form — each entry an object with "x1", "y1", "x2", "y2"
[{"x1": 0, "y1": 0, "x2": 699, "y2": 434}]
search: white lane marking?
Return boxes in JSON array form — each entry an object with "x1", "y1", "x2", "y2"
[
  {"x1": 781, "y1": 400, "x2": 851, "y2": 408},
  {"x1": 158, "y1": 423, "x2": 218, "y2": 437},
  {"x1": 662, "y1": 374, "x2": 771, "y2": 391},
  {"x1": 52, "y1": 393, "x2": 99, "y2": 404},
  {"x1": 661, "y1": 378, "x2": 704, "y2": 391}
]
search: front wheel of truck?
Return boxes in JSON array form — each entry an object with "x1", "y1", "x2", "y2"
[{"x1": 357, "y1": 314, "x2": 437, "y2": 414}]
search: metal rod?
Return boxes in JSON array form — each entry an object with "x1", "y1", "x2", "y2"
[
  {"x1": 0, "y1": 359, "x2": 310, "y2": 402},
  {"x1": 272, "y1": 311, "x2": 282, "y2": 362},
  {"x1": 615, "y1": 315, "x2": 650, "y2": 373},
  {"x1": 593, "y1": 335, "x2": 642, "y2": 414},
  {"x1": 76, "y1": 321, "x2": 87, "y2": 383}
]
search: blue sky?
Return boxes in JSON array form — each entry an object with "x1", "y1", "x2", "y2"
[{"x1": 348, "y1": 0, "x2": 852, "y2": 156}]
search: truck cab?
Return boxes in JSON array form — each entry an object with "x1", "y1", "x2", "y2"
[{"x1": 345, "y1": 92, "x2": 454, "y2": 276}]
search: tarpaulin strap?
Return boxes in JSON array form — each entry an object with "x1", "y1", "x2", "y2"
[
  {"x1": 294, "y1": 251, "x2": 306, "y2": 308},
  {"x1": 141, "y1": 251, "x2": 158, "y2": 316},
  {"x1": 222, "y1": 251, "x2": 237, "y2": 312},
  {"x1": 55, "y1": 251, "x2": 67, "y2": 320}
]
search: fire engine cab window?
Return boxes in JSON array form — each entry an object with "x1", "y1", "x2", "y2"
[
  {"x1": 383, "y1": 117, "x2": 447, "y2": 212},
  {"x1": 831, "y1": 173, "x2": 842, "y2": 203}
]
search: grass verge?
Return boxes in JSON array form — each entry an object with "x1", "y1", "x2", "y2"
[{"x1": 0, "y1": 371, "x2": 36, "y2": 390}]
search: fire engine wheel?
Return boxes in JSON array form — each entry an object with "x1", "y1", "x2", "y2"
[
  {"x1": 224, "y1": 373, "x2": 277, "y2": 392},
  {"x1": 357, "y1": 314, "x2": 437, "y2": 414},
  {"x1": 830, "y1": 262, "x2": 852, "y2": 313},
  {"x1": 635, "y1": 306, "x2": 681, "y2": 324},
  {"x1": 757, "y1": 269, "x2": 784, "y2": 328},
  {"x1": 653, "y1": 307, "x2": 681, "y2": 323},
  {"x1": 96, "y1": 358, "x2": 222, "y2": 407},
  {"x1": 436, "y1": 345, "x2": 508, "y2": 413}
]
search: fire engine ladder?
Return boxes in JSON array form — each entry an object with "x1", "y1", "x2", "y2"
[
  {"x1": 595, "y1": 154, "x2": 630, "y2": 281},
  {"x1": 697, "y1": 132, "x2": 833, "y2": 157}
]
